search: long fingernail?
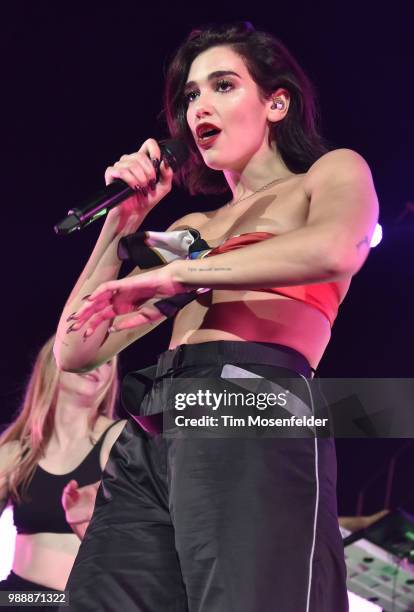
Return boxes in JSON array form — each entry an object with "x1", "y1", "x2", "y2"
[
  {"x1": 83, "y1": 328, "x2": 93, "y2": 339},
  {"x1": 81, "y1": 294, "x2": 91, "y2": 301},
  {"x1": 149, "y1": 179, "x2": 156, "y2": 191},
  {"x1": 66, "y1": 323, "x2": 79, "y2": 334},
  {"x1": 66, "y1": 312, "x2": 78, "y2": 322},
  {"x1": 163, "y1": 157, "x2": 170, "y2": 169},
  {"x1": 151, "y1": 158, "x2": 160, "y2": 169}
]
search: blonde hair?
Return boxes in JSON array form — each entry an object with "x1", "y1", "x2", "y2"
[{"x1": 0, "y1": 335, "x2": 119, "y2": 503}]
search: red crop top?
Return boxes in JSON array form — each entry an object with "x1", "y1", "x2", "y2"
[
  {"x1": 117, "y1": 227, "x2": 341, "y2": 327},
  {"x1": 196, "y1": 232, "x2": 341, "y2": 327}
]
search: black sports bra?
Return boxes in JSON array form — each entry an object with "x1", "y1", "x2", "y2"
[{"x1": 12, "y1": 420, "x2": 121, "y2": 535}]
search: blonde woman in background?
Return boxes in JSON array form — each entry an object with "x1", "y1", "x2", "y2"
[{"x1": 0, "y1": 336, "x2": 126, "y2": 609}]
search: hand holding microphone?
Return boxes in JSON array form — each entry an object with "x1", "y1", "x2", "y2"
[
  {"x1": 55, "y1": 136, "x2": 193, "y2": 347},
  {"x1": 104, "y1": 138, "x2": 174, "y2": 234},
  {"x1": 54, "y1": 138, "x2": 188, "y2": 235}
]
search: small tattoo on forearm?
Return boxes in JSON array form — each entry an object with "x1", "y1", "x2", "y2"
[
  {"x1": 187, "y1": 266, "x2": 232, "y2": 272},
  {"x1": 356, "y1": 236, "x2": 370, "y2": 250}
]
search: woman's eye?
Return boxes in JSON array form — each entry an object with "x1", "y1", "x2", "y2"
[
  {"x1": 185, "y1": 90, "x2": 199, "y2": 104},
  {"x1": 185, "y1": 80, "x2": 233, "y2": 105},
  {"x1": 215, "y1": 79, "x2": 233, "y2": 93}
]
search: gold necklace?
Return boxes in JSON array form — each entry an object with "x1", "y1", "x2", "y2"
[{"x1": 226, "y1": 176, "x2": 289, "y2": 208}]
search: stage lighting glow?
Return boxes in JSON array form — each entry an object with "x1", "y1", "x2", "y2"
[
  {"x1": 0, "y1": 506, "x2": 16, "y2": 579},
  {"x1": 370, "y1": 223, "x2": 382, "y2": 248},
  {"x1": 348, "y1": 590, "x2": 382, "y2": 611}
]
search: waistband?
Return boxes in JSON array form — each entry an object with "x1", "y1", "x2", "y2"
[
  {"x1": 4, "y1": 570, "x2": 61, "y2": 591},
  {"x1": 156, "y1": 341, "x2": 313, "y2": 379}
]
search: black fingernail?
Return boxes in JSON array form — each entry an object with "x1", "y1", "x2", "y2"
[
  {"x1": 152, "y1": 158, "x2": 160, "y2": 168},
  {"x1": 66, "y1": 312, "x2": 77, "y2": 322},
  {"x1": 149, "y1": 179, "x2": 156, "y2": 191},
  {"x1": 140, "y1": 187, "x2": 148, "y2": 197},
  {"x1": 81, "y1": 294, "x2": 91, "y2": 301},
  {"x1": 66, "y1": 323, "x2": 76, "y2": 334},
  {"x1": 163, "y1": 157, "x2": 170, "y2": 169}
]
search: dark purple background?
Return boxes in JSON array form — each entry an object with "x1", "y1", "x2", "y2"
[{"x1": 1, "y1": 2, "x2": 414, "y2": 517}]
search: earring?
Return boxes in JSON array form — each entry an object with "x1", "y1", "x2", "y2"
[{"x1": 271, "y1": 98, "x2": 284, "y2": 110}]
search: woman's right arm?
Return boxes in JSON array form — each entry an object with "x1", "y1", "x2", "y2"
[
  {"x1": 55, "y1": 208, "x2": 205, "y2": 372},
  {"x1": 54, "y1": 139, "x2": 175, "y2": 372}
]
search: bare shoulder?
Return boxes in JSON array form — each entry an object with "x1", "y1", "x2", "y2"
[
  {"x1": 308, "y1": 148, "x2": 372, "y2": 174},
  {"x1": 99, "y1": 419, "x2": 128, "y2": 469},
  {"x1": 102, "y1": 419, "x2": 128, "y2": 442},
  {"x1": 93, "y1": 415, "x2": 115, "y2": 433},
  {"x1": 304, "y1": 148, "x2": 374, "y2": 193},
  {"x1": 93, "y1": 416, "x2": 126, "y2": 443}
]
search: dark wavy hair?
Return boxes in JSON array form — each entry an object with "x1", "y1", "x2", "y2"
[{"x1": 163, "y1": 21, "x2": 330, "y2": 195}]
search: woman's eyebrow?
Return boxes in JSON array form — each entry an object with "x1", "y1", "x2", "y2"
[{"x1": 184, "y1": 70, "x2": 241, "y2": 93}]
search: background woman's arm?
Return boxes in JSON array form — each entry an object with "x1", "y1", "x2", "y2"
[{"x1": 62, "y1": 420, "x2": 127, "y2": 540}]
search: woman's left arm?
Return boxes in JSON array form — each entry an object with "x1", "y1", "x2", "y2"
[{"x1": 173, "y1": 149, "x2": 379, "y2": 289}]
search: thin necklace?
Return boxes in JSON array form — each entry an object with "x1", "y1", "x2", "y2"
[{"x1": 226, "y1": 176, "x2": 289, "y2": 208}]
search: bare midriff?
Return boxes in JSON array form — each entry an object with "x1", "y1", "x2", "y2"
[
  {"x1": 11, "y1": 417, "x2": 114, "y2": 591},
  {"x1": 169, "y1": 289, "x2": 333, "y2": 370},
  {"x1": 167, "y1": 174, "x2": 351, "y2": 371},
  {"x1": 13, "y1": 533, "x2": 79, "y2": 591}
]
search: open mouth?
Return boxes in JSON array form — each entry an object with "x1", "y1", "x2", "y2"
[
  {"x1": 196, "y1": 125, "x2": 222, "y2": 148},
  {"x1": 196, "y1": 123, "x2": 221, "y2": 140},
  {"x1": 199, "y1": 127, "x2": 221, "y2": 139}
]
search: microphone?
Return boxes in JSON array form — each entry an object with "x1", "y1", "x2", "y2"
[{"x1": 54, "y1": 139, "x2": 189, "y2": 235}]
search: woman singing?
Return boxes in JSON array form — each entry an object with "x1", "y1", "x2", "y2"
[
  {"x1": 0, "y1": 336, "x2": 125, "y2": 610},
  {"x1": 54, "y1": 22, "x2": 379, "y2": 612}
]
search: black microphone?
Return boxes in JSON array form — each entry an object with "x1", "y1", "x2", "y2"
[{"x1": 54, "y1": 139, "x2": 189, "y2": 235}]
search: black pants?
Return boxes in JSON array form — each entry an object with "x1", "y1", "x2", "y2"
[
  {"x1": 63, "y1": 341, "x2": 348, "y2": 612},
  {"x1": 0, "y1": 570, "x2": 62, "y2": 610}
]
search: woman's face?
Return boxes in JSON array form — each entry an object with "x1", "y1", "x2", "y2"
[
  {"x1": 185, "y1": 45, "x2": 272, "y2": 171},
  {"x1": 58, "y1": 361, "x2": 114, "y2": 404}
]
